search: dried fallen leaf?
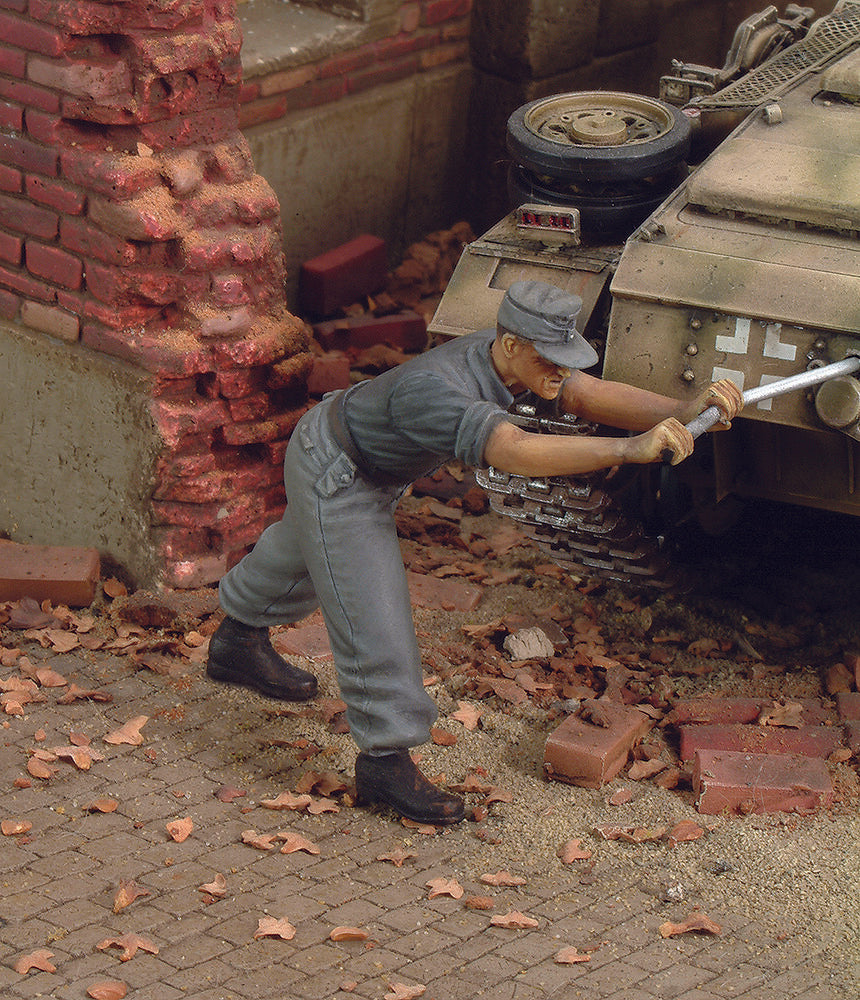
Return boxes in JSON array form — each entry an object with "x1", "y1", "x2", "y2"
[
  {"x1": 215, "y1": 785, "x2": 246, "y2": 802},
  {"x1": 198, "y1": 873, "x2": 227, "y2": 897},
  {"x1": 384, "y1": 984, "x2": 426, "y2": 1000},
  {"x1": 34, "y1": 665, "x2": 68, "y2": 685},
  {"x1": 241, "y1": 829, "x2": 277, "y2": 851},
  {"x1": 430, "y1": 727, "x2": 457, "y2": 746},
  {"x1": 58, "y1": 684, "x2": 112, "y2": 704},
  {"x1": 113, "y1": 880, "x2": 150, "y2": 913},
  {"x1": 260, "y1": 791, "x2": 313, "y2": 811},
  {"x1": 53, "y1": 745, "x2": 104, "y2": 771},
  {"x1": 659, "y1": 912, "x2": 722, "y2": 938},
  {"x1": 667, "y1": 819, "x2": 706, "y2": 847},
  {"x1": 27, "y1": 757, "x2": 58, "y2": 780},
  {"x1": 480, "y1": 871, "x2": 527, "y2": 887},
  {"x1": 400, "y1": 817, "x2": 438, "y2": 835},
  {"x1": 490, "y1": 910, "x2": 539, "y2": 929},
  {"x1": 84, "y1": 798, "x2": 118, "y2": 813},
  {"x1": 254, "y1": 916, "x2": 296, "y2": 940},
  {"x1": 104, "y1": 716, "x2": 148, "y2": 746},
  {"x1": 758, "y1": 700, "x2": 804, "y2": 728},
  {"x1": 596, "y1": 824, "x2": 667, "y2": 843},
  {"x1": 376, "y1": 848, "x2": 417, "y2": 867},
  {"x1": 554, "y1": 946, "x2": 591, "y2": 964},
  {"x1": 14, "y1": 948, "x2": 56, "y2": 974},
  {"x1": 463, "y1": 896, "x2": 495, "y2": 910},
  {"x1": 451, "y1": 701, "x2": 482, "y2": 730},
  {"x1": 86, "y1": 981, "x2": 127, "y2": 1000},
  {"x1": 97, "y1": 933, "x2": 159, "y2": 961},
  {"x1": 276, "y1": 831, "x2": 320, "y2": 855},
  {"x1": 426, "y1": 877, "x2": 464, "y2": 900},
  {"x1": 1, "y1": 818, "x2": 33, "y2": 836},
  {"x1": 307, "y1": 797, "x2": 339, "y2": 815},
  {"x1": 557, "y1": 838, "x2": 592, "y2": 864},
  {"x1": 166, "y1": 817, "x2": 193, "y2": 842},
  {"x1": 329, "y1": 926, "x2": 369, "y2": 941}
]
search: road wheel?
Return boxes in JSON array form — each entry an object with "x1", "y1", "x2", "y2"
[{"x1": 507, "y1": 91, "x2": 692, "y2": 184}]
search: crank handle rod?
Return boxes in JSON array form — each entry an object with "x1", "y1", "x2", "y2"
[{"x1": 662, "y1": 355, "x2": 860, "y2": 463}]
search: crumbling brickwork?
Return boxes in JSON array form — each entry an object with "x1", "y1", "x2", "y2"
[{"x1": 0, "y1": 0, "x2": 312, "y2": 587}]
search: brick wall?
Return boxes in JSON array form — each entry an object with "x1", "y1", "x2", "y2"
[
  {"x1": 0, "y1": 0, "x2": 311, "y2": 588},
  {"x1": 238, "y1": 1, "x2": 472, "y2": 132}
]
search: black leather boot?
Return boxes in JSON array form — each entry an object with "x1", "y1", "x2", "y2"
[
  {"x1": 354, "y1": 749, "x2": 465, "y2": 825},
  {"x1": 207, "y1": 616, "x2": 318, "y2": 701}
]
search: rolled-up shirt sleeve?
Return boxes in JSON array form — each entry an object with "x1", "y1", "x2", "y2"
[{"x1": 388, "y1": 375, "x2": 511, "y2": 469}]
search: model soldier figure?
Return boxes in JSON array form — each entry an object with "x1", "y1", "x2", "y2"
[{"x1": 208, "y1": 281, "x2": 742, "y2": 825}]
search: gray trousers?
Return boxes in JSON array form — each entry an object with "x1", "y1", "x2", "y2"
[{"x1": 218, "y1": 395, "x2": 438, "y2": 751}]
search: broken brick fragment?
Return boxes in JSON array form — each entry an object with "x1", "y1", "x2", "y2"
[
  {"x1": 299, "y1": 234, "x2": 388, "y2": 317},
  {"x1": 0, "y1": 541, "x2": 100, "y2": 608},
  {"x1": 692, "y1": 749, "x2": 834, "y2": 815},
  {"x1": 544, "y1": 703, "x2": 652, "y2": 788},
  {"x1": 678, "y1": 723, "x2": 842, "y2": 762}
]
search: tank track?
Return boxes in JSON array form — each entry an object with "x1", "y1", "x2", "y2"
[{"x1": 475, "y1": 403, "x2": 673, "y2": 589}]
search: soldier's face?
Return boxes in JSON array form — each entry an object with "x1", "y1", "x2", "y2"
[{"x1": 508, "y1": 342, "x2": 571, "y2": 399}]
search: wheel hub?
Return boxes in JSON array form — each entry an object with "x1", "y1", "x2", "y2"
[{"x1": 567, "y1": 110, "x2": 629, "y2": 146}]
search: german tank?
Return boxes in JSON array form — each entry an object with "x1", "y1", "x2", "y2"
[{"x1": 429, "y1": 1, "x2": 860, "y2": 586}]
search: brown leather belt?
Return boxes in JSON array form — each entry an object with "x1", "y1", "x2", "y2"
[{"x1": 326, "y1": 390, "x2": 402, "y2": 488}]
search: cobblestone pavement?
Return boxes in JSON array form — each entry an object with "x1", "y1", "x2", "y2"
[{"x1": 0, "y1": 629, "x2": 855, "y2": 1000}]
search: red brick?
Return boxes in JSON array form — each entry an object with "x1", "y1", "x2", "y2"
[
  {"x1": 25, "y1": 175, "x2": 85, "y2": 215},
  {"x1": 29, "y1": 0, "x2": 122, "y2": 33},
  {"x1": 669, "y1": 697, "x2": 764, "y2": 725},
  {"x1": 0, "y1": 133, "x2": 59, "y2": 177},
  {"x1": 219, "y1": 408, "x2": 303, "y2": 446},
  {"x1": 422, "y1": 0, "x2": 471, "y2": 26},
  {"x1": 209, "y1": 326, "x2": 291, "y2": 368},
  {"x1": 836, "y1": 692, "x2": 860, "y2": 720},
  {"x1": 0, "y1": 45, "x2": 26, "y2": 78},
  {"x1": 89, "y1": 189, "x2": 181, "y2": 241},
  {"x1": 86, "y1": 261, "x2": 201, "y2": 307},
  {"x1": 0, "y1": 263, "x2": 55, "y2": 301},
  {"x1": 0, "y1": 11, "x2": 66, "y2": 57},
  {"x1": 28, "y1": 54, "x2": 132, "y2": 99},
  {"x1": 163, "y1": 553, "x2": 227, "y2": 590},
  {"x1": 344, "y1": 311, "x2": 427, "y2": 352},
  {"x1": 226, "y1": 391, "x2": 272, "y2": 423},
  {"x1": 284, "y1": 77, "x2": 347, "y2": 113},
  {"x1": 150, "y1": 397, "x2": 231, "y2": 449},
  {"x1": 0, "y1": 100, "x2": 22, "y2": 131},
  {"x1": 59, "y1": 216, "x2": 140, "y2": 266},
  {"x1": 80, "y1": 322, "x2": 212, "y2": 376},
  {"x1": 25, "y1": 241, "x2": 83, "y2": 289},
  {"x1": 544, "y1": 703, "x2": 653, "y2": 788},
  {"x1": 346, "y1": 55, "x2": 419, "y2": 96},
  {"x1": 60, "y1": 148, "x2": 162, "y2": 199},
  {"x1": 217, "y1": 366, "x2": 266, "y2": 398},
  {"x1": 136, "y1": 107, "x2": 239, "y2": 152},
  {"x1": 307, "y1": 352, "x2": 351, "y2": 396},
  {"x1": 0, "y1": 541, "x2": 100, "y2": 607},
  {"x1": 199, "y1": 307, "x2": 253, "y2": 340},
  {"x1": 845, "y1": 721, "x2": 860, "y2": 755},
  {"x1": 238, "y1": 94, "x2": 288, "y2": 130},
  {"x1": 318, "y1": 47, "x2": 376, "y2": 80},
  {"x1": 0, "y1": 286, "x2": 19, "y2": 318},
  {"x1": 692, "y1": 749, "x2": 833, "y2": 815},
  {"x1": 299, "y1": 234, "x2": 388, "y2": 317},
  {"x1": 0, "y1": 193, "x2": 58, "y2": 239},
  {"x1": 0, "y1": 230, "x2": 22, "y2": 265},
  {"x1": 678, "y1": 723, "x2": 843, "y2": 762},
  {"x1": 0, "y1": 76, "x2": 61, "y2": 113},
  {"x1": 20, "y1": 299, "x2": 79, "y2": 341},
  {"x1": 0, "y1": 163, "x2": 22, "y2": 193}
]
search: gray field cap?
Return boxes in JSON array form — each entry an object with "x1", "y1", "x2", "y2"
[{"x1": 497, "y1": 280, "x2": 599, "y2": 370}]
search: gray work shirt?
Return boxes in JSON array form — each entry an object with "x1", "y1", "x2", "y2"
[{"x1": 342, "y1": 328, "x2": 514, "y2": 484}]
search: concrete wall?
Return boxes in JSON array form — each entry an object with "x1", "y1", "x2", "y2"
[{"x1": 0, "y1": 322, "x2": 162, "y2": 584}]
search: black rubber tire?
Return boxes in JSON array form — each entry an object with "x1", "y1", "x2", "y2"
[
  {"x1": 507, "y1": 91, "x2": 692, "y2": 184},
  {"x1": 507, "y1": 163, "x2": 686, "y2": 237}
]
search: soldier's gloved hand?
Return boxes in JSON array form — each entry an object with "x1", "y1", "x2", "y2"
[
  {"x1": 626, "y1": 418, "x2": 693, "y2": 466},
  {"x1": 688, "y1": 379, "x2": 744, "y2": 428}
]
